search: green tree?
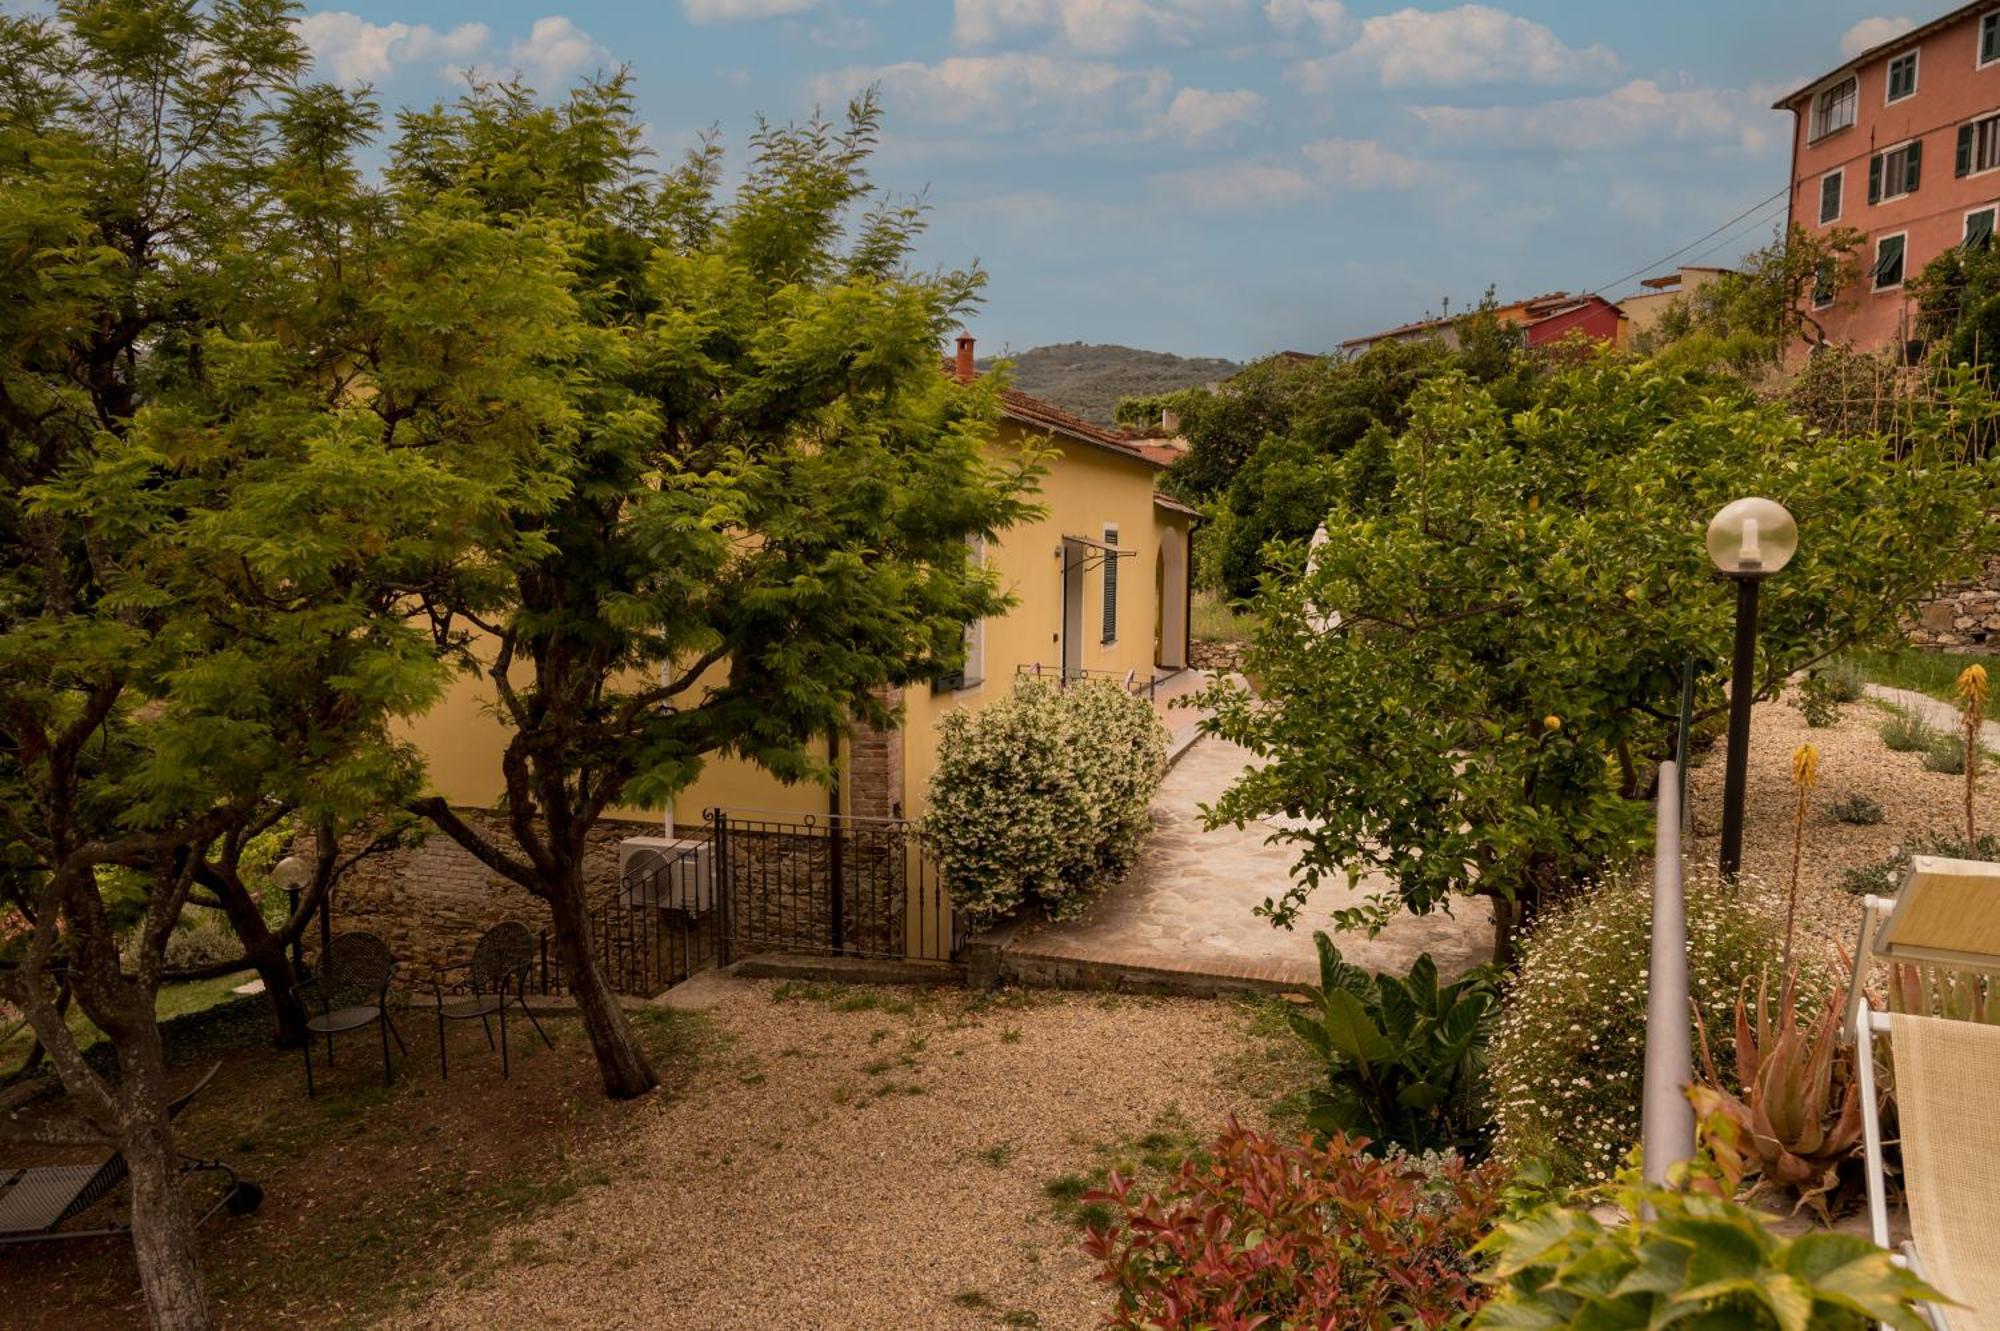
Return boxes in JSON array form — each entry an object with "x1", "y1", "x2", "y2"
[
  {"x1": 0, "y1": 4, "x2": 575, "y2": 1322},
  {"x1": 1639, "y1": 223, "x2": 1866, "y2": 370},
  {"x1": 388, "y1": 84, "x2": 1038, "y2": 1098},
  {"x1": 1217, "y1": 434, "x2": 1343, "y2": 601},
  {"x1": 1199, "y1": 357, "x2": 1996, "y2": 963},
  {"x1": 1912, "y1": 233, "x2": 2000, "y2": 369}
]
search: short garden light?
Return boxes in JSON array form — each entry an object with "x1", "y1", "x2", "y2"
[{"x1": 1707, "y1": 498, "x2": 1798, "y2": 878}]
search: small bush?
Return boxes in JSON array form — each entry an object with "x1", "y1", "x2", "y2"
[
  {"x1": 1489, "y1": 870, "x2": 1824, "y2": 1187},
  {"x1": 1822, "y1": 658, "x2": 1868, "y2": 703},
  {"x1": 924, "y1": 678, "x2": 1167, "y2": 924},
  {"x1": 1837, "y1": 830, "x2": 2000, "y2": 896},
  {"x1": 1921, "y1": 730, "x2": 1966, "y2": 773},
  {"x1": 1827, "y1": 792, "x2": 1885, "y2": 825},
  {"x1": 1878, "y1": 708, "x2": 1936, "y2": 752},
  {"x1": 1084, "y1": 1121, "x2": 1507, "y2": 1330},
  {"x1": 1788, "y1": 672, "x2": 1843, "y2": 727}
]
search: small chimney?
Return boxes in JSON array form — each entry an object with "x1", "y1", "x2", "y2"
[{"x1": 954, "y1": 332, "x2": 975, "y2": 384}]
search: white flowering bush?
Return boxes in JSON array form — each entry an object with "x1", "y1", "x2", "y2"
[
  {"x1": 923, "y1": 677, "x2": 1168, "y2": 924},
  {"x1": 1489, "y1": 870, "x2": 1832, "y2": 1187}
]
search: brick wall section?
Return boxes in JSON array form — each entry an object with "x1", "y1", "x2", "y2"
[
  {"x1": 848, "y1": 686, "x2": 904, "y2": 819},
  {"x1": 1911, "y1": 555, "x2": 2000, "y2": 650},
  {"x1": 310, "y1": 811, "x2": 663, "y2": 985}
]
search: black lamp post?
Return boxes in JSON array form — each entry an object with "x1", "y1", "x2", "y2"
[{"x1": 1707, "y1": 497, "x2": 1798, "y2": 878}]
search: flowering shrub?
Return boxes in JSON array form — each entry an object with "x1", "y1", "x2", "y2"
[
  {"x1": 1489, "y1": 870, "x2": 1829, "y2": 1187},
  {"x1": 923, "y1": 677, "x2": 1167, "y2": 923},
  {"x1": 1084, "y1": 1120, "x2": 1507, "y2": 1331}
]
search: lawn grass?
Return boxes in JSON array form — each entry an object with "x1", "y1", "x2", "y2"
[
  {"x1": 1843, "y1": 646, "x2": 2000, "y2": 704},
  {"x1": 1190, "y1": 588, "x2": 1259, "y2": 644},
  {"x1": 0, "y1": 969, "x2": 254, "y2": 1080}
]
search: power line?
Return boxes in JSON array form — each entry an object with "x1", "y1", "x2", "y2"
[
  {"x1": 1587, "y1": 185, "x2": 1791, "y2": 298},
  {"x1": 1676, "y1": 195, "x2": 1791, "y2": 270}
]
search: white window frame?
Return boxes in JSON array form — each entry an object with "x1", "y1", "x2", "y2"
[
  {"x1": 1874, "y1": 137, "x2": 1920, "y2": 203},
  {"x1": 1981, "y1": 11, "x2": 2000, "y2": 68},
  {"x1": 1874, "y1": 231, "x2": 1909, "y2": 292},
  {"x1": 1966, "y1": 111, "x2": 2000, "y2": 179},
  {"x1": 1819, "y1": 168, "x2": 1844, "y2": 224},
  {"x1": 1965, "y1": 203, "x2": 1998, "y2": 244},
  {"x1": 1885, "y1": 49, "x2": 1919, "y2": 104},
  {"x1": 1810, "y1": 74, "x2": 1859, "y2": 141}
]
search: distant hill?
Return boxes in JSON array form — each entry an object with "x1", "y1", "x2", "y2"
[{"x1": 978, "y1": 342, "x2": 1241, "y2": 427}]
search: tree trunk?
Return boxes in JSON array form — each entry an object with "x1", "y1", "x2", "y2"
[
  {"x1": 548, "y1": 881, "x2": 658, "y2": 1099},
  {"x1": 1489, "y1": 893, "x2": 1517, "y2": 969},
  {"x1": 204, "y1": 876, "x2": 308, "y2": 1048},
  {"x1": 116, "y1": 1029, "x2": 213, "y2": 1331}
]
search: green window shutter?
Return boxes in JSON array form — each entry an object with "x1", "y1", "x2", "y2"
[
  {"x1": 1960, "y1": 124, "x2": 1975, "y2": 177},
  {"x1": 1819, "y1": 173, "x2": 1841, "y2": 223},
  {"x1": 1905, "y1": 139, "x2": 1922, "y2": 194},
  {"x1": 1868, "y1": 154, "x2": 1882, "y2": 203},
  {"x1": 1101, "y1": 527, "x2": 1118, "y2": 643},
  {"x1": 1875, "y1": 236, "x2": 1905, "y2": 287},
  {"x1": 1969, "y1": 210, "x2": 1995, "y2": 251}
]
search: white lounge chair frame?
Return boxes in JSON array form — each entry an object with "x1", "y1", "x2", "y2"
[{"x1": 1845, "y1": 854, "x2": 2000, "y2": 1331}]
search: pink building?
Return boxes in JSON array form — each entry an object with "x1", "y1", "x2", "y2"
[{"x1": 1777, "y1": 2, "x2": 2000, "y2": 358}]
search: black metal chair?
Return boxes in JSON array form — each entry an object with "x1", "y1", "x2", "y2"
[
  {"x1": 0, "y1": 1063, "x2": 262, "y2": 1246},
  {"x1": 432, "y1": 922, "x2": 553, "y2": 1080},
  {"x1": 297, "y1": 931, "x2": 406, "y2": 1097}
]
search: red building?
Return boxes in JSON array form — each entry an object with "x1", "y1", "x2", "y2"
[
  {"x1": 1777, "y1": 1, "x2": 2000, "y2": 358},
  {"x1": 1522, "y1": 295, "x2": 1625, "y2": 351}
]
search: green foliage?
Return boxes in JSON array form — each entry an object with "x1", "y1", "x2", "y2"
[
  {"x1": 1913, "y1": 233, "x2": 2000, "y2": 370},
  {"x1": 1474, "y1": 1174, "x2": 1940, "y2": 1331},
  {"x1": 1849, "y1": 646, "x2": 2000, "y2": 704},
  {"x1": 1827, "y1": 793, "x2": 1884, "y2": 826},
  {"x1": 1084, "y1": 1121, "x2": 1509, "y2": 1331},
  {"x1": 923, "y1": 679, "x2": 1167, "y2": 923},
  {"x1": 1198, "y1": 357, "x2": 1997, "y2": 942},
  {"x1": 1921, "y1": 731, "x2": 1967, "y2": 774},
  {"x1": 1217, "y1": 434, "x2": 1343, "y2": 601},
  {"x1": 1788, "y1": 672, "x2": 1844, "y2": 727},
  {"x1": 1288, "y1": 936, "x2": 1498, "y2": 1157},
  {"x1": 1638, "y1": 223, "x2": 1868, "y2": 368},
  {"x1": 1878, "y1": 708, "x2": 1938, "y2": 753},
  {"x1": 1490, "y1": 872, "x2": 1808, "y2": 1186},
  {"x1": 1836, "y1": 830, "x2": 2000, "y2": 896}
]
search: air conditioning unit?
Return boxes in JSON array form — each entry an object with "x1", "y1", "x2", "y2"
[{"x1": 616, "y1": 837, "x2": 714, "y2": 915}]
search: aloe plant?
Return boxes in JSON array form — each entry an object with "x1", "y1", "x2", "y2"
[
  {"x1": 1692, "y1": 973, "x2": 1864, "y2": 1220},
  {"x1": 1288, "y1": 933, "x2": 1498, "y2": 1157},
  {"x1": 1890, "y1": 961, "x2": 1999, "y2": 1025}
]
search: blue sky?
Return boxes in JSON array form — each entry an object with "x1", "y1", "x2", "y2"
[{"x1": 295, "y1": 0, "x2": 1936, "y2": 360}]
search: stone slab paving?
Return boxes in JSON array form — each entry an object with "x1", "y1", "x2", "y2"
[{"x1": 991, "y1": 734, "x2": 1493, "y2": 991}]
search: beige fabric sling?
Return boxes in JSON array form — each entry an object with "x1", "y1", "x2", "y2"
[{"x1": 1889, "y1": 1012, "x2": 2000, "y2": 1331}]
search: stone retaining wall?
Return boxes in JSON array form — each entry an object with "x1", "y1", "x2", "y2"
[{"x1": 1912, "y1": 555, "x2": 2000, "y2": 650}]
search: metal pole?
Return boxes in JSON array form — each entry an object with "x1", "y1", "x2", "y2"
[
  {"x1": 286, "y1": 886, "x2": 304, "y2": 979},
  {"x1": 1642, "y1": 759, "x2": 1695, "y2": 1187},
  {"x1": 1718, "y1": 576, "x2": 1761, "y2": 878}
]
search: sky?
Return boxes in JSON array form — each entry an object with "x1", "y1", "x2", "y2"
[{"x1": 291, "y1": 0, "x2": 1939, "y2": 361}]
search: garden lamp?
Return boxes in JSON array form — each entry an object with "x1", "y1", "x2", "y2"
[
  {"x1": 271, "y1": 854, "x2": 316, "y2": 979},
  {"x1": 1706, "y1": 498, "x2": 1798, "y2": 878}
]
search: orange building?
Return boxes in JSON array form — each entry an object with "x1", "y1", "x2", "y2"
[{"x1": 1777, "y1": 1, "x2": 2000, "y2": 357}]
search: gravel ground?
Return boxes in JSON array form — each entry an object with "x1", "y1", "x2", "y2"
[
  {"x1": 386, "y1": 981, "x2": 1300, "y2": 1331},
  {"x1": 1683, "y1": 691, "x2": 2000, "y2": 969}
]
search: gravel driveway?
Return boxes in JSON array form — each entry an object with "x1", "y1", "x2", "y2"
[{"x1": 387, "y1": 979, "x2": 1297, "y2": 1331}]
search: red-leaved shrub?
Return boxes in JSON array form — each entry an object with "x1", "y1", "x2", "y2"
[{"x1": 1082, "y1": 1119, "x2": 1506, "y2": 1331}]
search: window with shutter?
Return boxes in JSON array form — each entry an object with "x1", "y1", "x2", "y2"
[
  {"x1": 1873, "y1": 234, "x2": 1907, "y2": 291},
  {"x1": 1812, "y1": 262, "x2": 1836, "y2": 309},
  {"x1": 1869, "y1": 153, "x2": 1883, "y2": 203},
  {"x1": 1886, "y1": 52, "x2": 1918, "y2": 103},
  {"x1": 1967, "y1": 209, "x2": 1995, "y2": 252},
  {"x1": 1984, "y1": 12, "x2": 2000, "y2": 66},
  {"x1": 1101, "y1": 526, "x2": 1118, "y2": 644},
  {"x1": 1871, "y1": 142, "x2": 1920, "y2": 203},
  {"x1": 1819, "y1": 171, "x2": 1842, "y2": 224},
  {"x1": 1964, "y1": 114, "x2": 2000, "y2": 178}
]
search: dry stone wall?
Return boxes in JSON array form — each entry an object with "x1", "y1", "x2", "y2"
[{"x1": 1911, "y1": 555, "x2": 2000, "y2": 650}]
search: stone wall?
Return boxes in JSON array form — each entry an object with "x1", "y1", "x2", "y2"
[
  {"x1": 1911, "y1": 555, "x2": 2000, "y2": 650},
  {"x1": 312, "y1": 812, "x2": 664, "y2": 985}
]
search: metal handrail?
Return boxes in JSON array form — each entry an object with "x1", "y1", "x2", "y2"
[{"x1": 1641, "y1": 759, "x2": 1694, "y2": 1187}]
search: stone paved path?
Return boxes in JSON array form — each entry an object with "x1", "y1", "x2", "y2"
[
  {"x1": 1865, "y1": 682, "x2": 2000, "y2": 745},
  {"x1": 990, "y1": 735, "x2": 1493, "y2": 992}
]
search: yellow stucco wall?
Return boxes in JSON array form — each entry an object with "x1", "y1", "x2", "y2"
[{"x1": 397, "y1": 418, "x2": 1191, "y2": 834}]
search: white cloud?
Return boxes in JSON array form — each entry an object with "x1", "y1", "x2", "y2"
[
  {"x1": 1290, "y1": 4, "x2": 1619, "y2": 93},
  {"x1": 1301, "y1": 136, "x2": 1430, "y2": 189},
  {"x1": 953, "y1": 0, "x2": 1248, "y2": 54},
  {"x1": 1264, "y1": 0, "x2": 1349, "y2": 42},
  {"x1": 1155, "y1": 87, "x2": 1264, "y2": 144},
  {"x1": 812, "y1": 54, "x2": 1170, "y2": 128},
  {"x1": 1410, "y1": 79, "x2": 1777, "y2": 154},
  {"x1": 1840, "y1": 15, "x2": 1915, "y2": 59},
  {"x1": 683, "y1": 0, "x2": 820, "y2": 20},
  {"x1": 507, "y1": 16, "x2": 609, "y2": 89},
  {"x1": 1153, "y1": 160, "x2": 1317, "y2": 209},
  {"x1": 294, "y1": 12, "x2": 489, "y2": 85}
]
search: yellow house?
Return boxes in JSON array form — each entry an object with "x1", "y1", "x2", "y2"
[{"x1": 388, "y1": 333, "x2": 1196, "y2": 969}]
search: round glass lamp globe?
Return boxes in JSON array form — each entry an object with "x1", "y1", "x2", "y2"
[{"x1": 1705, "y1": 497, "x2": 1797, "y2": 577}]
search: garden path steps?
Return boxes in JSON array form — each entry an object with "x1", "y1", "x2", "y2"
[
  {"x1": 1864, "y1": 683, "x2": 2000, "y2": 746},
  {"x1": 970, "y1": 735, "x2": 1493, "y2": 995}
]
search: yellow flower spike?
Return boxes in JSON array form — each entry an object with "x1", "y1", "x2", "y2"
[
  {"x1": 1957, "y1": 663, "x2": 1989, "y2": 707},
  {"x1": 1791, "y1": 743, "x2": 1819, "y2": 790}
]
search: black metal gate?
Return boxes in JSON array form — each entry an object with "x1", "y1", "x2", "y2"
[{"x1": 552, "y1": 809, "x2": 955, "y2": 998}]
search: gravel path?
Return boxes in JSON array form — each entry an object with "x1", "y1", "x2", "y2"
[{"x1": 386, "y1": 980, "x2": 1297, "y2": 1331}]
